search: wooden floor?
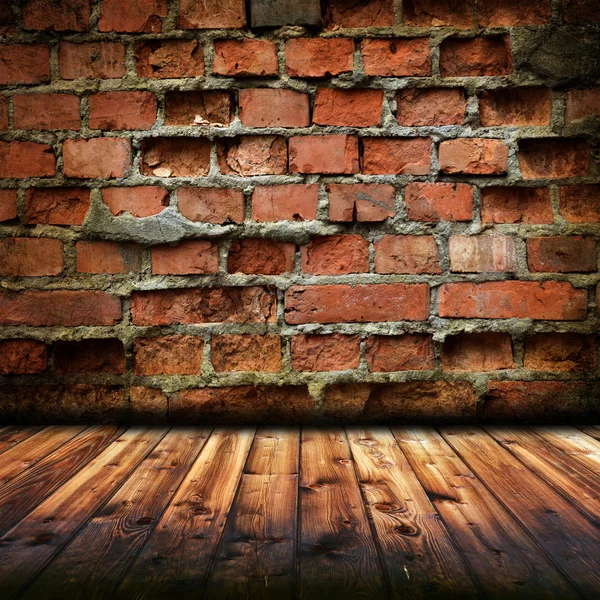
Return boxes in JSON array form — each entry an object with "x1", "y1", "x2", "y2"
[{"x1": 0, "y1": 427, "x2": 599, "y2": 599}]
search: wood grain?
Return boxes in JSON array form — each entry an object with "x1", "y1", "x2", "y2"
[
  {"x1": 536, "y1": 426, "x2": 600, "y2": 474},
  {"x1": 0, "y1": 426, "x2": 43, "y2": 455},
  {"x1": 244, "y1": 428, "x2": 299, "y2": 475}
]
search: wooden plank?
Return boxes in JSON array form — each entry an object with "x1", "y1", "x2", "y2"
[
  {"x1": 440, "y1": 426, "x2": 600, "y2": 598},
  {"x1": 203, "y1": 428, "x2": 299, "y2": 599},
  {"x1": 577, "y1": 425, "x2": 600, "y2": 441},
  {"x1": 0, "y1": 426, "x2": 43, "y2": 455},
  {"x1": 0, "y1": 425, "x2": 122, "y2": 535},
  {"x1": 20, "y1": 427, "x2": 211, "y2": 600},
  {"x1": 113, "y1": 428, "x2": 255, "y2": 599},
  {"x1": 348, "y1": 427, "x2": 479, "y2": 599},
  {"x1": 538, "y1": 426, "x2": 600, "y2": 474},
  {"x1": 298, "y1": 428, "x2": 387, "y2": 600},
  {"x1": 0, "y1": 427, "x2": 166, "y2": 599},
  {"x1": 393, "y1": 427, "x2": 577, "y2": 600}
]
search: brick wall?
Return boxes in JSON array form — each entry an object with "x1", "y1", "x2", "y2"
[{"x1": 0, "y1": 0, "x2": 599, "y2": 424}]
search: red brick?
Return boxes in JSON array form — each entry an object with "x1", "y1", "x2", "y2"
[
  {"x1": 213, "y1": 39, "x2": 278, "y2": 77},
  {"x1": 212, "y1": 335, "x2": 281, "y2": 372},
  {"x1": 134, "y1": 336, "x2": 204, "y2": 375},
  {"x1": 480, "y1": 88, "x2": 551, "y2": 127},
  {"x1": 326, "y1": 0, "x2": 394, "y2": 27},
  {"x1": 449, "y1": 235, "x2": 517, "y2": 273},
  {"x1": 313, "y1": 88, "x2": 383, "y2": 127},
  {"x1": 559, "y1": 185, "x2": 600, "y2": 223},
  {"x1": 285, "y1": 284, "x2": 429, "y2": 324},
  {"x1": 361, "y1": 39, "x2": 431, "y2": 77},
  {"x1": 302, "y1": 235, "x2": 369, "y2": 275},
  {"x1": 406, "y1": 182, "x2": 474, "y2": 223},
  {"x1": 0, "y1": 142, "x2": 55, "y2": 178},
  {"x1": 478, "y1": 0, "x2": 551, "y2": 26},
  {"x1": 328, "y1": 183, "x2": 395, "y2": 223},
  {"x1": 88, "y1": 92, "x2": 157, "y2": 131},
  {"x1": 440, "y1": 36, "x2": 512, "y2": 77},
  {"x1": 362, "y1": 138, "x2": 431, "y2": 175},
  {"x1": 0, "y1": 2, "x2": 15, "y2": 36},
  {"x1": 179, "y1": 187, "x2": 244, "y2": 224},
  {"x1": 76, "y1": 241, "x2": 141, "y2": 274},
  {"x1": 13, "y1": 94, "x2": 80, "y2": 130},
  {"x1": 0, "y1": 238, "x2": 63, "y2": 277},
  {"x1": 289, "y1": 135, "x2": 358, "y2": 174},
  {"x1": 54, "y1": 339, "x2": 125, "y2": 374},
  {"x1": 0, "y1": 340, "x2": 47, "y2": 375},
  {"x1": 562, "y1": 0, "x2": 599, "y2": 24},
  {"x1": 23, "y1": 0, "x2": 90, "y2": 31},
  {"x1": 217, "y1": 136, "x2": 287, "y2": 176},
  {"x1": 0, "y1": 97, "x2": 8, "y2": 130},
  {"x1": 130, "y1": 387, "x2": 167, "y2": 423},
  {"x1": 439, "y1": 138, "x2": 508, "y2": 175},
  {"x1": 397, "y1": 88, "x2": 466, "y2": 126},
  {"x1": 439, "y1": 281, "x2": 587, "y2": 320},
  {"x1": 252, "y1": 184, "x2": 319, "y2": 222},
  {"x1": 566, "y1": 88, "x2": 600, "y2": 123},
  {"x1": 102, "y1": 186, "x2": 169, "y2": 218},
  {"x1": 228, "y1": 239, "x2": 295, "y2": 274},
  {"x1": 365, "y1": 335, "x2": 434, "y2": 372},
  {"x1": 443, "y1": 333, "x2": 514, "y2": 372},
  {"x1": 178, "y1": 0, "x2": 246, "y2": 29},
  {"x1": 99, "y1": 0, "x2": 167, "y2": 32},
  {"x1": 0, "y1": 290, "x2": 121, "y2": 326},
  {"x1": 0, "y1": 190, "x2": 17, "y2": 222},
  {"x1": 164, "y1": 91, "x2": 233, "y2": 126},
  {"x1": 60, "y1": 42, "x2": 125, "y2": 80},
  {"x1": 24, "y1": 188, "x2": 90, "y2": 225},
  {"x1": 141, "y1": 138, "x2": 211, "y2": 178},
  {"x1": 292, "y1": 335, "x2": 360, "y2": 372},
  {"x1": 131, "y1": 287, "x2": 276, "y2": 325},
  {"x1": 403, "y1": 0, "x2": 474, "y2": 27},
  {"x1": 375, "y1": 235, "x2": 440, "y2": 274},
  {"x1": 519, "y1": 139, "x2": 590, "y2": 179},
  {"x1": 0, "y1": 45, "x2": 49, "y2": 84},
  {"x1": 135, "y1": 40, "x2": 204, "y2": 79},
  {"x1": 151, "y1": 240, "x2": 219, "y2": 275},
  {"x1": 286, "y1": 38, "x2": 354, "y2": 78},
  {"x1": 524, "y1": 333, "x2": 596, "y2": 372},
  {"x1": 482, "y1": 187, "x2": 553, "y2": 224},
  {"x1": 527, "y1": 236, "x2": 596, "y2": 273},
  {"x1": 63, "y1": 138, "x2": 130, "y2": 179},
  {"x1": 240, "y1": 89, "x2": 309, "y2": 128}
]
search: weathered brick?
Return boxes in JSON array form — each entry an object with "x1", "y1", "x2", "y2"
[
  {"x1": 527, "y1": 236, "x2": 596, "y2": 273},
  {"x1": 0, "y1": 238, "x2": 64, "y2": 277},
  {"x1": 151, "y1": 240, "x2": 219, "y2": 275},
  {"x1": 228, "y1": 239, "x2": 296, "y2": 274},
  {"x1": 250, "y1": 0, "x2": 321, "y2": 27},
  {"x1": 217, "y1": 136, "x2": 287, "y2": 176},
  {"x1": 25, "y1": 188, "x2": 90, "y2": 225},
  {"x1": 89, "y1": 92, "x2": 157, "y2": 130},
  {"x1": 99, "y1": 0, "x2": 167, "y2": 32},
  {"x1": 141, "y1": 138, "x2": 211, "y2": 178},
  {"x1": 179, "y1": 187, "x2": 244, "y2": 224},
  {"x1": 361, "y1": 38, "x2": 431, "y2": 77},
  {"x1": 212, "y1": 335, "x2": 281, "y2": 372},
  {"x1": 439, "y1": 139, "x2": 508, "y2": 175},
  {"x1": 63, "y1": 138, "x2": 130, "y2": 179},
  {"x1": 479, "y1": 88, "x2": 551, "y2": 126},
  {"x1": 213, "y1": 39, "x2": 278, "y2": 77},
  {"x1": 13, "y1": 94, "x2": 81, "y2": 130},
  {"x1": 23, "y1": 0, "x2": 90, "y2": 31},
  {"x1": 240, "y1": 89, "x2": 309, "y2": 128},
  {"x1": 76, "y1": 241, "x2": 142, "y2": 274},
  {"x1": 449, "y1": 235, "x2": 517, "y2": 273},
  {"x1": 0, "y1": 44, "x2": 50, "y2": 84},
  {"x1": 102, "y1": 186, "x2": 169, "y2": 218},
  {"x1": 519, "y1": 139, "x2": 590, "y2": 179},
  {"x1": 478, "y1": 0, "x2": 551, "y2": 26},
  {"x1": 481, "y1": 187, "x2": 553, "y2": 224},
  {"x1": 559, "y1": 185, "x2": 600, "y2": 223},
  {"x1": 130, "y1": 387, "x2": 168, "y2": 423},
  {"x1": 313, "y1": 88, "x2": 383, "y2": 127},
  {"x1": 362, "y1": 138, "x2": 431, "y2": 175},
  {"x1": 439, "y1": 281, "x2": 587, "y2": 320},
  {"x1": 0, "y1": 190, "x2": 17, "y2": 222},
  {"x1": 252, "y1": 184, "x2": 319, "y2": 222},
  {"x1": 134, "y1": 336, "x2": 204, "y2": 375},
  {"x1": 403, "y1": 0, "x2": 474, "y2": 27},
  {"x1": 326, "y1": 0, "x2": 394, "y2": 27},
  {"x1": 164, "y1": 91, "x2": 233, "y2": 126},
  {"x1": 0, "y1": 290, "x2": 122, "y2": 326},
  {"x1": 524, "y1": 333, "x2": 596, "y2": 372},
  {"x1": 131, "y1": 287, "x2": 276, "y2": 325},
  {"x1": 562, "y1": 0, "x2": 599, "y2": 24},
  {"x1": 54, "y1": 339, "x2": 125, "y2": 374},
  {"x1": 135, "y1": 40, "x2": 204, "y2": 79},
  {"x1": 328, "y1": 183, "x2": 395, "y2": 223},
  {"x1": 443, "y1": 333, "x2": 514, "y2": 372},
  {"x1": 375, "y1": 235, "x2": 441, "y2": 274},
  {"x1": 365, "y1": 335, "x2": 434, "y2": 372},
  {"x1": 292, "y1": 335, "x2": 360, "y2": 372},
  {"x1": 0, "y1": 142, "x2": 55, "y2": 179},
  {"x1": 285, "y1": 284, "x2": 430, "y2": 324},
  {"x1": 60, "y1": 42, "x2": 125, "y2": 80},
  {"x1": 406, "y1": 182, "x2": 474, "y2": 223},
  {"x1": 397, "y1": 88, "x2": 466, "y2": 126},
  {"x1": 0, "y1": 340, "x2": 47, "y2": 375},
  {"x1": 179, "y1": 0, "x2": 246, "y2": 29},
  {"x1": 289, "y1": 135, "x2": 359, "y2": 174},
  {"x1": 440, "y1": 36, "x2": 512, "y2": 77},
  {"x1": 566, "y1": 88, "x2": 600, "y2": 122},
  {"x1": 0, "y1": 97, "x2": 8, "y2": 130},
  {"x1": 286, "y1": 38, "x2": 354, "y2": 78},
  {"x1": 302, "y1": 235, "x2": 370, "y2": 275}
]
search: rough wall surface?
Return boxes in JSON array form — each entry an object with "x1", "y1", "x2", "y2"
[{"x1": 0, "y1": 0, "x2": 599, "y2": 424}]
